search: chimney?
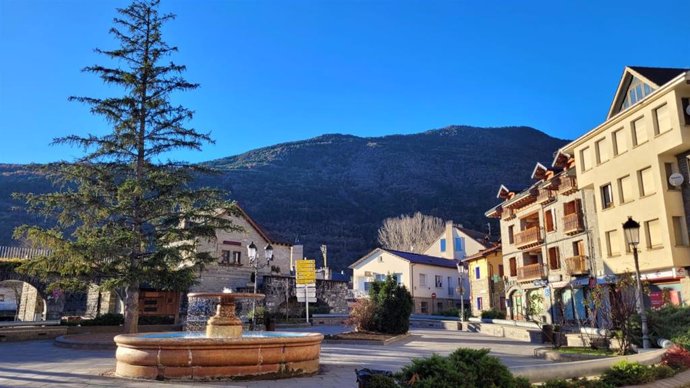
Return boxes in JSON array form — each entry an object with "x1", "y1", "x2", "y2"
[{"x1": 445, "y1": 220, "x2": 454, "y2": 259}]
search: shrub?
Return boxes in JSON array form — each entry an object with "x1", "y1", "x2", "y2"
[
  {"x1": 481, "y1": 308, "x2": 506, "y2": 320},
  {"x1": 367, "y1": 374, "x2": 399, "y2": 388},
  {"x1": 600, "y1": 361, "x2": 653, "y2": 386},
  {"x1": 541, "y1": 378, "x2": 609, "y2": 388},
  {"x1": 370, "y1": 275, "x2": 414, "y2": 334},
  {"x1": 347, "y1": 298, "x2": 378, "y2": 332},
  {"x1": 398, "y1": 348, "x2": 525, "y2": 387},
  {"x1": 82, "y1": 313, "x2": 124, "y2": 326},
  {"x1": 662, "y1": 345, "x2": 690, "y2": 371}
]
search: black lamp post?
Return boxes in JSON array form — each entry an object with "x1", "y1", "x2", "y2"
[
  {"x1": 247, "y1": 242, "x2": 274, "y2": 330},
  {"x1": 622, "y1": 216, "x2": 651, "y2": 349}
]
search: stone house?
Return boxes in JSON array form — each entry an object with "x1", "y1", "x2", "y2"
[{"x1": 463, "y1": 244, "x2": 506, "y2": 316}]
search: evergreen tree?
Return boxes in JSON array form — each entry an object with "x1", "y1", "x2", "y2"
[{"x1": 13, "y1": 0, "x2": 238, "y2": 333}]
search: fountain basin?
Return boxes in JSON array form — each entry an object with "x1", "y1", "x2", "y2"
[{"x1": 114, "y1": 331, "x2": 324, "y2": 380}]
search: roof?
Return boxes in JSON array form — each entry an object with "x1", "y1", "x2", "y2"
[
  {"x1": 455, "y1": 226, "x2": 494, "y2": 248},
  {"x1": 383, "y1": 249, "x2": 459, "y2": 268},
  {"x1": 463, "y1": 244, "x2": 501, "y2": 262},
  {"x1": 629, "y1": 66, "x2": 689, "y2": 87},
  {"x1": 234, "y1": 204, "x2": 293, "y2": 246}
]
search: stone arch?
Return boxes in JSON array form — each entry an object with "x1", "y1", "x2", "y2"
[
  {"x1": 505, "y1": 284, "x2": 524, "y2": 321},
  {"x1": 0, "y1": 264, "x2": 63, "y2": 320}
]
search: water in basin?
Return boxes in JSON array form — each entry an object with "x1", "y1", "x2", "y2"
[{"x1": 138, "y1": 331, "x2": 312, "y2": 339}]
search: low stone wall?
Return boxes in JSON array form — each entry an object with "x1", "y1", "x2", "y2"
[
  {"x1": 262, "y1": 276, "x2": 349, "y2": 315},
  {"x1": 511, "y1": 348, "x2": 666, "y2": 383},
  {"x1": 410, "y1": 319, "x2": 461, "y2": 330},
  {"x1": 464, "y1": 319, "x2": 542, "y2": 343},
  {"x1": 0, "y1": 326, "x2": 68, "y2": 341}
]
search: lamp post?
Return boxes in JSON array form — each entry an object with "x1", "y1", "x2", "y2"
[
  {"x1": 456, "y1": 262, "x2": 467, "y2": 321},
  {"x1": 622, "y1": 217, "x2": 651, "y2": 349},
  {"x1": 247, "y1": 241, "x2": 273, "y2": 330}
]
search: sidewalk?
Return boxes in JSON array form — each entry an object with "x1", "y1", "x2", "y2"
[{"x1": 624, "y1": 368, "x2": 690, "y2": 388}]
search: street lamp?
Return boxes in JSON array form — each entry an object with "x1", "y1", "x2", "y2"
[
  {"x1": 622, "y1": 216, "x2": 651, "y2": 349},
  {"x1": 247, "y1": 241, "x2": 273, "y2": 330},
  {"x1": 456, "y1": 262, "x2": 467, "y2": 322}
]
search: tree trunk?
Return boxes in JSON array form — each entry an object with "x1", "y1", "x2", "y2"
[{"x1": 124, "y1": 282, "x2": 140, "y2": 333}]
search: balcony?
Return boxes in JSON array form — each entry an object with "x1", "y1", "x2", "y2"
[
  {"x1": 565, "y1": 255, "x2": 589, "y2": 275},
  {"x1": 559, "y1": 176, "x2": 578, "y2": 195},
  {"x1": 517, "y1": 263, "x2": 545, "y2": 281},
  {"x1": 503, "y1": 208, "x2": 516, "y2": 220},
  {"x1": 537, "y1": 189, "x2": 556, "y2": 204},
  {"x1": 563, "y1": 212, "x2": 584, "y2": 235},
  {"x1": 515, "y1": 226, "x2": 543, "y2": 250}
]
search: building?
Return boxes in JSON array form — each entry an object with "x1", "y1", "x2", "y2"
[
  {"x1": 349, "y1": 248, "x2": 463, "y2": 314},
  {"x1": 463, "y1": 244, "x2": 506, "y2": 316},
  {"x1": 559, "y1": 66, "x2": 690, "y2": 304},
  {"x1": 486, "y1": 161, "x2": 601, "y2": 323},
  {"x1": 191, "y1": 205, "x2": 303, "y2": 293}
]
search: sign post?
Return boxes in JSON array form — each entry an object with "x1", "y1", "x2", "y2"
[{"x1": 296, "y1": 259, "x2": 316, "y2": 323}]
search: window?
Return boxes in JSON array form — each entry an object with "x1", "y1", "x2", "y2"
[
  {"x1": 665, "y1": 163, "x2": 679, "y2": 190},
  {"x1": 596, "y1": 138, "x2": 610, "y2": 164},
  {"x1": 673, "y1": 216, "x2": 688, "y2": 246},
  {"x1": 474, "y1": 266, "x2": 481, "y2": 279},
  {"x1": 618, "y1": 175, "x2": 633, "y2": 203},
  {"x1": 364, "y1": 282, "x2": 371, "y2": 291},
  {"x1": 645, "y1": 219, "x2": 662, "y2": 248},
  {"x1": 606, "y1": 229, "x2": 621, "y2": 256},
  {"x1": 440, "y1": 239, "x2": 446, "y2": 252},
  {"x1": 435, "y1": 275, "x2": 443, "y2": 288},
  {"x1": 544, "y1": 209, "x2": 556, "y2": 232},
  {"x1": 232, "y1": 251, "x2": 241, "y2": 265},
  {"x1": 601, "y1": 183, "x2": 614, "y2": 209},
  {"x1": 394, "y1": 273, "x2": 403, "y2": 285},
  {"x1": 654, "y1": 103, "x2": 671, "y2": 135},
  {"x1": 613, "y1": 128, "x2": 627, "y2": 155},
  {"x1": 638, "y1": 167, "x2": 656, "y2": 196},
  {"x1": 419, "y1": 273, "x2": 427, "y2": 287},
  {"x1": 498, "y1": 264, "x2": 504, "y2": 277},
  {"x1": 622, "y1": 77, "x2": 654, "y2": 110},
  {"x1": 509, "y1": 257, "x2": 517, "y2": 277},
  {"x1": 447, "y1": 276, "x2": 454, "y2": 296},
  {"x1": 580, "y1": 146, "x2": 592, "y2": 171},
  {"x1": 476, "y1": 297, "x2": 483, "y2": 311},
  {"x1": 632, "y1": 117, "x2": 648, "y2": 146},
  {"x1": 573, "y1": 240, "x2": 585, "y2": 256},
  {"x1": 508, "y1": 225, "x2": 515, "y2": 244},
  {"x1": 420, "y1": 301, "x2": 428, "y2": 314},
  {"x1": 455, "y1": 237, "x2": 464, "y2": 251},
  {"x1": 375, "y1": 274, "x2": 386, "y2": 282},
  {"x1": 0, "y1": 294, "x2": 4, "y2": 302},
  {"x1": 548, "y1": 247, "x2": 560, "y2": 270}
]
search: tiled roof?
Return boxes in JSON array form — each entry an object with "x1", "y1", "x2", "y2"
[
  {"x1": 629, "y1": 66, "x2": 689, "y2": 87},
  {"x1": 456, "y1": 226, "x2": 494, "y2": 248},
  {"x1": 463, "y1": 243, "x2": 501, "y2": 262},
  {"x1": 383, "y1": 249, "x2": 459, "y2": 268}
]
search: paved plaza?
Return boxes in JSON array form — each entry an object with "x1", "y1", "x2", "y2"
[{"x1": 0, "y1": 326, "x2": 550, "y2": 387}]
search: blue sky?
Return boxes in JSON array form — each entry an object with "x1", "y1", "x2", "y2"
[{"x1": 1, "y1": 0, "x2": 688, "y2": 164}]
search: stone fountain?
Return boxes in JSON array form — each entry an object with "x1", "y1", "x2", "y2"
[{"x1": 114, "y1": 292, "x2": 323, "y2": 380}]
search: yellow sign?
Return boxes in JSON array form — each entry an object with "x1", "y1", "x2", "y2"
[{"x1": 296, "y1": 259, "x2": 316, "y2": 284}]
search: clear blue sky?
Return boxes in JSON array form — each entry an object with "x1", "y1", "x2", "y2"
[{"x1": 1, "y1": 0, "x2": 688, "y2": 164}]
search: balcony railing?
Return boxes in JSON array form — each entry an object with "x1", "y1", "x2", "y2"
[
  {"x1": 537, "y1": 189, "x2": 556, "y2": 204},
  {"x1": 565, "y1": 255, "x2": 589, "y2": 275},
  {"x1": 515, "y1": 226, "x2": 542, "y2": 249},
  {"x1": 563, "y1": 212, "x2": 584, "y2": 235},
  {"x1": 517, "y1": 263, "x2": 545, "y2": 281},
  {"x1": 559, "y1": 176, "x2": 578, "y2": 195}
]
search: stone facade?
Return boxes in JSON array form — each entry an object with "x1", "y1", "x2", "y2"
[
  {"x1": 191, "y1": 209, "x2": 303, "y2": 294},
  {"x1": 261, "y1": 275, "x2": 349, "y2": 316}
]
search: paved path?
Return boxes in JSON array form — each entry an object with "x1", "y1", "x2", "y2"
[{"x1": 0, "y1": 327, "x2": 549, "y2": 387}]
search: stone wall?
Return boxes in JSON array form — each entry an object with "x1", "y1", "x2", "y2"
[{"x1": 261, "y1": 275, "x2": 349, "y2": 316}]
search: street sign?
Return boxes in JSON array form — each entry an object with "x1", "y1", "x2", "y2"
[
  {"x1": 431, "y1": 292, "x2": 436, "y2": 299},
  {"x1": 296, "y1": 259, "x2": 316, "y2": 285},
  {"x1": 296, "y1": 287, "x2": 316, "y2": 303}
]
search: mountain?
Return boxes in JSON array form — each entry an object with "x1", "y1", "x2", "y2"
[{"x1": 0, "y1": 125, "x2": 567, "y2": 271}]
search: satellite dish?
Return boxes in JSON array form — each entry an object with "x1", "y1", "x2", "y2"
[{"x1": 669, "y1": 173, "x2": 684, "y2": 187}]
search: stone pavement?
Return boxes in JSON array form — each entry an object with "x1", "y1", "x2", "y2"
[{"x1": 0, "y1": 326, "x2": 550, "y2": 388}]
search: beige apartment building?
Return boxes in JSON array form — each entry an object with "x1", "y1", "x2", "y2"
[
  {"x1": 486, "y1": 162, "x2": 601, "y2": 324},
  {"x1": 560, "y1": 66, "x2": 690, "y2": 305}
]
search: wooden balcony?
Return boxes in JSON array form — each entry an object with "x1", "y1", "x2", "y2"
[
  {"x1": 537, "y1": 189, "x2": 556, "y2": 204},
  {"x1": 559, "y1": 176, "x2": 578, "y2": 195},
  {"x1": 565, "y1": 255, "x2": 589, "y2": 275},
  {"x1": 515, "y1": 226, "x2": 542, "y2": 250},
  {"x1": 503, "y1": 208, "x2": 516, "y2": 220},
  {"x1": 518, "y1": 263, "x2": 545, "y2": 281},
  {"x1": 563, "y1": 212, "x2": 584, "y2": 235}
]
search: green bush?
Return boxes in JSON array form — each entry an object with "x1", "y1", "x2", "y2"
[
  {"x1": 481, "y1": 308, "x2": 507, "y2": 319},
  {"x1": 541, "y1": 378, "x2": 609, "y2": 388},
  {"x1": 397, "y1": 348, "x2": 525, "y2": 387},
  {"x1": 369, "y1": 275, "x2": 413, "y2": 335},
  {"x1": 138, "y1": 315, "x2": 175, "y2": 325},
  {"x1": 367, "y1": 374, "x2": 399, "y2": 388},
  {"x1": 82, "y1": 313, "x2": 124, "y2": 326},
  {"x1": 633, "y1": 305, "x2": 690, "y2": 350},
  {"x1": 600, "y1": 361, "x2": 656, "y2": 386}
]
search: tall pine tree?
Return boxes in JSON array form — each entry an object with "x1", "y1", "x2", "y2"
[{"x1": 14, "y1": 0, "x2": 238, "y2": 333}]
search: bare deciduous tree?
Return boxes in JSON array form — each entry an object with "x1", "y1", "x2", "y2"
[{"x1": 377, "y1": 212, "x2": 444, "y2": 252}]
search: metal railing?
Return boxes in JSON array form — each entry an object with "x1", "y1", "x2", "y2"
[
  {"x1": 517, "y1": 263, "x2": 544, "y2": 281},
  {"x1": 0, "y1": 246, "x2": 51, "y2": 260},
  {"x1": 515, "y1": 227, "x2": 542, "y2": 249}
]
